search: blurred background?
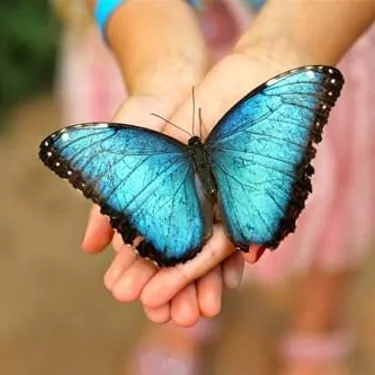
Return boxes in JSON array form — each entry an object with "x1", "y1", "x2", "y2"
[{"x1": 1, "y1": 1, "x2": 374, "y2": 374}]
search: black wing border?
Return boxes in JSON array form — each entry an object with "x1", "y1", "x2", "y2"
[{"x1": 39, "y1": 122, "x2": 205, "y2": 267}]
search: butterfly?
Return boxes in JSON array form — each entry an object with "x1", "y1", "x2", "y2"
[{"x1": 39, "y1": 65, "x2": 344, "y2": 267}]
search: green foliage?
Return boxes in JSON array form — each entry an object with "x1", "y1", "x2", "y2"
[{"x1": 0, "y1": 1, "x2": 60, "y2": 111}]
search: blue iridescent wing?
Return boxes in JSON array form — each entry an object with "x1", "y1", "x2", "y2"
[
  {"x1": 39, "y1": 123, "x2": 212, "y2": 266},
  {"x1": 206, "y1": 65, "x2": 344, "y2": 251}
]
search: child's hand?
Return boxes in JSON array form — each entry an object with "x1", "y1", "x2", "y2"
[
  {"x1": 81, "y1": 0, "x2": 256, "y2": 327},
  {"x1": 81, "y1": 91, "x2": 250, "y2": 327}
]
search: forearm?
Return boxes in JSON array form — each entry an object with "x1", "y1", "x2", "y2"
[
  {"x1": 88, "y1": 0, "x2": 208, "y2": 99},
  {"x1": 236, "y1": 0, "x2": 375, "y2": 65}
]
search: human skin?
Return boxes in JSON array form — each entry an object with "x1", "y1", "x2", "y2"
[{"x1": 82, "y1": 0, "x2": 374, "y2": 326}]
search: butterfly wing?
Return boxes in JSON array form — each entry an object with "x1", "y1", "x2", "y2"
[
  {"x1": 206, "y1": 65, "x2": 344, "y2": 251},
  {"x1": 39, "y1": 123, "x2": 212, "y2": 266}
]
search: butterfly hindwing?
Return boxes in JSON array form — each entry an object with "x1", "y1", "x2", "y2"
[
  {"x1": 206, "y1": 65, "x2": 344, "y2": 250},
  {"x1": 39, "y1": 123, "x2": 211, "y2": 266}
]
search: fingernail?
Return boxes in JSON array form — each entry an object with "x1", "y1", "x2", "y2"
[
  {"x1": 227, "y1": 270, "x2": 243, "y2": 289},
  {"x1": 254, "y1": 246, "x2": 267, "y2": 263}
]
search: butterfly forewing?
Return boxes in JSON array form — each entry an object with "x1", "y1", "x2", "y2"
[
  {"x1": 39, "y1": 123, "x2": 211, "y2": 266},
  {"x1": 206, "y1": 65, "x2": 344, "y2": 250}
]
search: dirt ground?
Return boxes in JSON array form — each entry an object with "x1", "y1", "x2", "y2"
[{"x1": 1, "y1": 97, "x2": 374, "y2": 375}]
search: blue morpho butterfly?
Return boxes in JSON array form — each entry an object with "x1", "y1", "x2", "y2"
[{"x1": 39, "y1": 66, "x2": 344, "y2": 267}]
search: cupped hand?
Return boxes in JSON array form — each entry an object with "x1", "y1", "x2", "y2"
[
  {"x1": 81, "y1": 89, "x2": 251, "y2": 326},
  {"x1": 81, "y1": 47, "x2": 303, "y2": 326}
]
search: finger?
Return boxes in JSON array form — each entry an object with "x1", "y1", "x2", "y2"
[
  {"x1": 171, "y1": 283, "x2": 200, "y2": 327},
  {"x1": 197, "y1": 266, "x2": 222, "y2": 318},
  {"x1": 81, "y1": 205, "x2": 113, "y2": 253},
  {"x1": 111, "y1": 231, "x2": 143, "y2": 252},
  {"x1": 112, "y1": 232, "x2": 126, "y2": 251},
  {"x1": 243, "y1": 245, "x2": 267, "y2": 264},
  {"x1": 104, "y1": 244, "x2": 138, "y2": 290},
  {"x1": 143, "y1": 303, "x2": 171, "y2": 324},
  {"x1": 141, "y1": 225, "x2": 234, "y2": 309},
  {"x1": 222, "y1": 251, "x2": 245, "y2": 289},
  {"x1": 111, "y1": 258, "x2": 157, "y2": 302}
]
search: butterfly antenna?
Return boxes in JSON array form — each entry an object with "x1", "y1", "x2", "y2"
[
  {"x1": 192, "y1": 87, "x2": 196, "y2": 136},
  {"x1": 150, "y1": 113, "x2": 192, "y2": 138},
  {"x1": 198, "y1": 107, "x2": 208, "y2": 139}
]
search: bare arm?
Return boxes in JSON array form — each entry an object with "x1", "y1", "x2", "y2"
[
  {"x1": 88, "y1": 0, "x2": 208, "y2": 101},
  {"x1": 236, "y1": 0, "x2": 375, "y2": 65}
]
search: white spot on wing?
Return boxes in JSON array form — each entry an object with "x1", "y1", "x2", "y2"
[
  {"x1": 55, "y1": 162, "x2": 60, "y2": 167},
  {"x1": 61, "y1": 133, "x2": 70, "y2": 141},
  {"x1": 47, "y1": 151, "x2": 52, "y2": 157},
  {"x1": 306, "y1": 71, "x2": 315, "y2": 79},
  {"x1": 96, "y1": 123, "x2": 109, "y2": 128},
  {"x1": 44, "y1": 141, "x2": 49, "y2": 146}
]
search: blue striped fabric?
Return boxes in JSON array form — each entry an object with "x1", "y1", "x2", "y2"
[{"x1": 95, "y1": 0, "x2": 124, "y2": 36}]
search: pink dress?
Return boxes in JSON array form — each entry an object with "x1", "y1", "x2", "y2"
[{"x1": 58, "y1": 0, "x2": 375, "y2": 284}]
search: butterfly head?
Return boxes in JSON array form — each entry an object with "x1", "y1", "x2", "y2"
[{"x1": 188, "y1": 136, "x2": 202, "y2": 146}]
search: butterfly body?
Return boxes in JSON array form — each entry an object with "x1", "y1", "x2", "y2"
[
  {"x1": 39, "y1": 65, "x2": 344, "y2": 267},
  {"x1": 188, "y1": 136, "x2": 217, "y2": 198}
]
